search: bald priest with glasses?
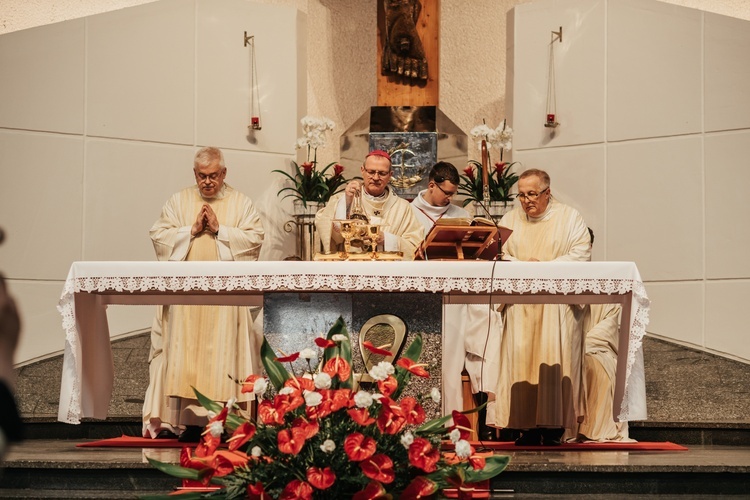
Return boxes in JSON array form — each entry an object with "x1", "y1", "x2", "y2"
[
  {"x1": 315, "y1": 150, "x2": 424, "y2": 259},
  {"x1": 487, "y1": 168, "x2": 592, "y2": 446}
]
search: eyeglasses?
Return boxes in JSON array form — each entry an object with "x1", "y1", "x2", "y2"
[
  {"x1": 196, "y1": 172, "x2": 222, "y2": 182},
  {"x1": 517, "y1": 188, "x2": 549, "y2": 201},
  {"x1": 364, "y1": 168, "x2": 391, "y2": 178},
  {"x1": 433, "y1": 182, "x2": 457, "y2": 198}
]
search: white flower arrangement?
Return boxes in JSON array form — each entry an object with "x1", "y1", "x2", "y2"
[
  {"x1": 295, "y1": 115, "x2": 336, "y2": 151},
  {"x1": 470, "y1": 119, "x2": 513, "y2": 153}
]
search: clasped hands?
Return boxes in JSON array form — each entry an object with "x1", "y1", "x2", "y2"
[{"x1": 191, "y1": 204, "x2": 220, "y2": 237}]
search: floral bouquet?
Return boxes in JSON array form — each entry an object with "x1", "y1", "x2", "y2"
[
  {"x1": 458, "y1": 120, "x2": 519, "y2": 205},
  {"x1": 145, "y1": 317, "x2": 509, "y2": 499},
  {"x1": 274, "y1": 116, "x2": 352, "y2": 208}
]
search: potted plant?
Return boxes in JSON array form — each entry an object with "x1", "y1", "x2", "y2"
[
  {"x1": 274, "y1": 116, "x2": 352, "y2": 214},
  {"x1": 458, "y1": 120, "x2": 520, "y2": 219}
]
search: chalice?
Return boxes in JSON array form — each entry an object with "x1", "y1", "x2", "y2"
[{"x1": 335, "y1": 219, "x2": 357, "y2": 257}]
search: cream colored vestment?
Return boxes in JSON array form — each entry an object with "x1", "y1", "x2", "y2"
[
  {"x1": 490, "y1": 199, "x2": 591, "y2": 436},
  {"x1": 142, "y1": 184, "x2": 264, "y2": 437}
]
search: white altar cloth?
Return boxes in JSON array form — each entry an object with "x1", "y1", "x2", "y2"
[{"x1": 57, "y1": 260, "x2": 649, "y2": 425}]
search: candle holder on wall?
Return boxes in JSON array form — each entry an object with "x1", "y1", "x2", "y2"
[
  {"x1": 245, "y1": 32, "x2": 262, "y2": 131},
  {"x1": 545, "y1": 26, "x2": 562, "y2": 129}
]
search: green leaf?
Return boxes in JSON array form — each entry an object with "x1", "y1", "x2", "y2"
[
  {"x1": 193, "y1": 388, "x2": 223, "y2": 414},
  {"x1": 260, "y1": 337, "x2": 291, "y2": 391},
  {"x1": 146, "y1": 457, "x2": 207, "y2": 480},
  {"x1": 392, "y1": 333, "x2": 422, "y2": 399},
  {"x1": 462, "y1": 455, "x2": 510, "y2": 481}
]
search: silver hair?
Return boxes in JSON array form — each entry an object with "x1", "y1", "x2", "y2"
[
  {"x1": 519, "y1": 168, "x2": 550, "y2": 190},
  {"x1": 194, "y1": 147, "x2": 225, "y2": 170}
]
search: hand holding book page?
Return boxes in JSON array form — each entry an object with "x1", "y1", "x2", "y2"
[{"x1": 416, "y1": 218, "x2": 513, "y2": 260}]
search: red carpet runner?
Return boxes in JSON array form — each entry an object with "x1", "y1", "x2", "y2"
[{"x1": 77, "y1": 435, "x2": 687, "y2": 451}]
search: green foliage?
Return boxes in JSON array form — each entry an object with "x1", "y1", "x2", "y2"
[{"x1": 458, "y1": 159, "x2": 520, "y2": 205}]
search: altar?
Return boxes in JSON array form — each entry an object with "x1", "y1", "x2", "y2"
[{"x1": 57, "y1": 260, "x2": 649, "y2": 426}]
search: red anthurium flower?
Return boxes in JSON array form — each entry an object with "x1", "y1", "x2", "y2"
[
  {"x1": 376, "y1": 399, "x2": 407, "y2": 435},
  {"x1": 227, "y1": 421, "x2": 256, "y2": 451},
  {"x1": 400, "y1": 397, "x2": 426, "y2": 425},
  {"x1": 333, "y1": 163, "x2": 344, "y2": 177},
  {"x1": 274, "y1": 393, "x2": 305, "y2": 414},
  {"x1": 319, "y1": 388, "x2": 351, "y2": 412},
  {"x1": 348, "y1": 407, "x2": 376, "y2": 426},
  {"x1": 280, "y1": 479, "x2": 313, "y2": 500},
  {"x1": 284, "y1": 376, "x2": 315, "y2": 395},
  {"x1": 247, "y1": 481, "x2": 269, "y2": 500},
  {"x1": 408, "y1": 437, "x2": 441, "y2": 473},
  {"x1": 360, "y1": 454, "x2": 395, "y2": 484},
  {"x1": 257, "y1": 400, "x2": 284, "y2": 426},
  {"x1": 306, "y1": 466, "x2": 336, "y2": 490},
  {"x1": 450, "y1": 410, "x2": 473, "y2": 440},
  {"x1": 292, "y1": 417, "x2": 320, "y2": 440},
  {"x1": 401, "y1": 476, "x2": 439, "y2": 499},
  {"x1": 463, "y1": 165, "x2": 475, "y2": 181},
  {"x1": 362, "y1": 341, "x2": 393, "y2": 357},
  {"x1": 469, "y1": 450, "x2": 486, "y2": 470},
  {"x1": 241, "y1": 374, "x2": 263, "y2": 394},
  {"x1": 314, "y1": 337, "x2": 336, "y2": 349},
  {"x1": 396, "y1": 358, "x2": 430, "y2": 378},
  {"x1": 352, "y1": 481, "x2": 386, "y2": 500},
  {"x1": 276, "y1": 351, "x2": 300, "y2": 363},
  {"x1": 344, "y1": 432, "x2": 377, "y2": 462},
  {"x1": 323, "y1": 356, "x2": 351, "y2": 381},
  {"x1": 377, "y1": 375, "x2": 398, "y2": 397},
  {"x1": 180, "y1": 447, "x2": 210, "y2": 476},
  {"x1": 278, "y1": 427, "x2": 307, "y2": 455},
  {"x1": 301, "y1": 162, "x2": 314, "y2": 176},
  {"x1": 305, "y1": 398, "x2": 333, "y2": 420}
]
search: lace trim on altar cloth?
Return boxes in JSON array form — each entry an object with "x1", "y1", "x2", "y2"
[{"x1": 57, "y1": 274, "x2": 650, "y2": 423}]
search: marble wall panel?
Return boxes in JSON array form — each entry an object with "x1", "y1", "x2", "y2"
[
  {"x1": 607, "y1": 137, "x2": 703, "y2": 281},
  {"x1": 0, "y1": 19, "x2": 85, "y2": 134},
  {"x1": 607, "y1": 0, "x2": 702, "y2": 141},
  {"x1": 196, "y1": 0, "x2": 303, "y2": 154},
  {"x1": 704, "y1": 131, "x2": 750, "y2": 279},
  {"x1": 704, "y1": 13, "x2": 750, "y2": 132},
  {"x1": 644, "y1": 281, "x2": 704, "y2": 347},
  {"x1": 509, "y1": 0, "x2": 605, "y2": 151},
  {"x1": 0, "y1": 130, "x2": 84, "y2": 280},
  {"x1": 705, "y1": 280, "x2": 750, "y2": 361},
  {"x1": 86, "y1": 0, "x2": 194, "y2": 144}
]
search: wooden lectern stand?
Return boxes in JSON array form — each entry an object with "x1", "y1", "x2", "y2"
[{"x1": 416, "y1": 218, "x2": 512, "y2": 260}]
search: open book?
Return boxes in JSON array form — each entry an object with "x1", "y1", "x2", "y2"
[{"x1": 416, "y1": 217, "x2": 513, "y2": 260}]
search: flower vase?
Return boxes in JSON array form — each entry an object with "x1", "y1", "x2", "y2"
[
  {"x1": 289, "y1": 200, "x2": 325, "y2": 260},
  {"x1": 473, "y1": 200, "x2": 512, "y2": 224}
]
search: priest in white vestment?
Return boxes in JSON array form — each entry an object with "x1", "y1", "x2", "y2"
[
  {"x1": 142, "y1": 147, "x2": 265, "y2": 439},
  {"x1": 315, "y1": 150, "x2": 423, "y2": 259},
  {"x1": 410, "y1": 162, "x2": 502, "y2": 440},
  {"x1": 489, "y1": 168, "x2": 591, "y2": 445}
]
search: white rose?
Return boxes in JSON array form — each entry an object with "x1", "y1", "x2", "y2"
[
  {"x1": 455, "y1": 439, "x2": 472, "y2": 459},
  {"x1": 251, "y1": 446, "x2": 262, "y2": 457},
  {"x1": 400, "y1": 431, "x2": 414, "y2": 448},
  {"x1": 278, "y1": 387, "x2": 295, "y2": 396},
  {"x1": 299, "y1": 348, "x2": 317, "y2": 360},
  {"x1": 354, "y1": 390, "x2": 374, "y2": 408},
  {"x1": 314, "y1": 372, "x2": 332, "y2": 390},
  {"x1": 253, "y1": 377, "x2": 268, "y2": 397},
  {"x1": 430, "y1": 388, "x2": 441, "y2": 404},
  {"x1": 449, "y1": 428, "x2": 461, "y2": 443},
  {"x1": 368, "y1": 364, "x2": 387, "y2": 381},
  {"x1": 208, "y1": 421, "x2": 223, "y2": 438},
  {"x1": 320, "y1": 439, "x2": 336, "y2": 453},
  {"x1": 226, "y1": 397, "x2": 237, "y2": 409},
  {"x1": 304, "y1": 390, "x2": 323, "y2": 407},
  {"x1": 332, "y1": 334, "x2": 348, "y2": 342}
]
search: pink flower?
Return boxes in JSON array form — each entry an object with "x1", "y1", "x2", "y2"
[
  {"x1": 463, "y1": 165, "x2": 475, "y2": 181},
  {"x1": 333, "y1": 163, "x2": 344, "y2": 177},
  {"x1": 494, "y1": 162, "x2": 506, "y2": 177},
  {"x1": 301, "y1": 162, "x2": 314, "y2": 176}
]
